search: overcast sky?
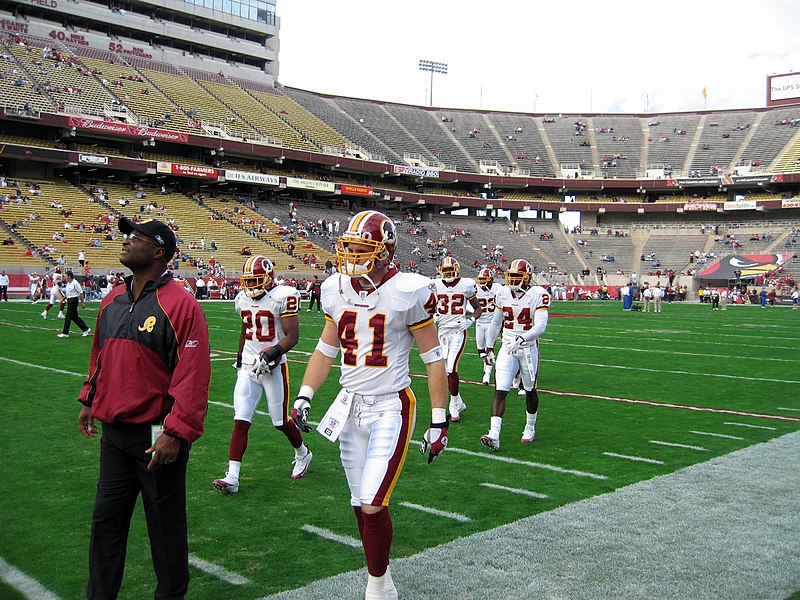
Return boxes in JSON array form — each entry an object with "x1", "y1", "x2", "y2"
[{"x1": 276, "y1": 0, "x2": 800, "y2": 115}]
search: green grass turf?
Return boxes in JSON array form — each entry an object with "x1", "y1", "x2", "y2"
[{"x1": 0, "y1": 298, "x2": 798, "y2": 599}]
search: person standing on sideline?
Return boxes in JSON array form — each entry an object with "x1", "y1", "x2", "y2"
[
  {"x1": 77, "y1": 217, "x2": 210, "y2": 599},
  {"x1": 621, "y1": 282, "x2": 633, "y2": 311},
  {"x1": 306, "y1": 275, "x2": 322, "y2": 312},
  {"x1": 41, "y1": 267, "x2": 66, "y2": 319},
  {"x1": 642, "y1": 284, "x2": 653, "y2": 312},
  {"x1": 291, "y1": 210, "x2": 448, "y2": 600},
  {"x1": 710, "y1": 287, "x2": 720, "y2": 310},
  {"x1": 720, "y1": 287, "x2": 729, "y2": 310},
  {"x1": 213, "y1": 255, "x2": 312, "y2": 494},
  {"x1": 760, "y1": 287, "x2": 768, "y2": 308},
  {"x1": 28, "y1": 271, "x2": 41, "y2": 303},
  {"x1": 58, "y1": 270, "x2": 90, "y2": 338},
  {"x1": 653, "y1": 283, "x2": 664, "y2": 313},
  {"x1": 480, "y1": 259, "x2": 550, "y2": 451},
  {"x1": 792, "y1": 286, "x2": 799, "y2": 309},
  {"x1": 194, "y1": 274, "x2": 206, "y2": 300},
  {"x1": 0, "y1": 270, "x2": 8, "y2": 301}
]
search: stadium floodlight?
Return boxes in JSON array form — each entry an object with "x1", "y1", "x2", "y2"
[{"x1": 418, "y1": 59, "x2": 448, "y2": 107}]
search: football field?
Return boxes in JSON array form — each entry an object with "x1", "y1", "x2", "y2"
[{"x1": 0, "y1": 298, "x2": 798, "y2": 599}]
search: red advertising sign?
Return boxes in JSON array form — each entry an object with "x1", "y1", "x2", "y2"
[
  {"x1": 170, "y1": 164, "x2": 219, "y2": 179},
  {"x1": 67, "y1": 117, "x2": 189, "y2": 143},
  {"x1": 340, "y1": 184, "x2": 374, "y2": 197}
]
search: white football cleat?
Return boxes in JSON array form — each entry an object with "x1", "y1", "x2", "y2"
[
  {"x1": 517, "y1": 387, "x2": 526, "y2": 396},
  {"x1": 57, "y1": 311, "x2": 65, "y2": 319},
  {"x1": 213, "y1": 474, "x2": 239, "y2": 494},
  {"x1": 481, "y1": 374, "x2": 491, "y2": 385},
  {"x1": 57, "y1": 333, "x2": 69, "y2": 338},
  {"x1": 480, "y1": 434, "x2": 500, "y2": 451},
  {"x1": 82, "y1": 328, "x2": 92, "y2": 337},
  {"x1": 291, "y1": 448, "x2": 313, "y2": 479},
  {"x1": 521, "y1": 427, "x2": 536, "y2": 443},
  {"x1": 449, "y1": 399, "x2": 467, "y2": 422},
  {"x1": 40, "y1": 310, "x2": 47, "y2": 320}
]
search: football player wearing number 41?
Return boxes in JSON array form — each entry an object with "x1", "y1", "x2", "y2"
[
  {"x1": 291, "y1": 210, "x2": 449, "y2": 600},
  {"x1": 429, "y1": 256, "x2": 482, "y2": 422},
  {"x1": 213, "y1": 256, "x2": 312, "y2": 495},
  {"x1": 480, "y1": 259, "x2": 550, "y2": 451}
]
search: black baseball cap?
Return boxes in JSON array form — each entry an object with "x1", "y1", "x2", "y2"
[{"x1": 118, "y1": 217, "x2": 176, "y2": 261}]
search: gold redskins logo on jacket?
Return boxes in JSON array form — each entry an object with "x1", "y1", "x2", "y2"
[{"x1": 138, "y1": 316, "x2": 157, "y2": 333}]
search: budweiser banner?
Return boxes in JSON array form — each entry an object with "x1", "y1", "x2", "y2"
[
  {"x1": 157, "y1": 162, "x2": 219, "y2": 179},
  {"x1": 286, "y1": 177, "x2": 335, "y2": 192},
  {"x1": 225, "y1": 170, "x2": 280, "y2": 186},
  {"x1": 67, "y1": 117, "x2": 190, "y2": 143}
]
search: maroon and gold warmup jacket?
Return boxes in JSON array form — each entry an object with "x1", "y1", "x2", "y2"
[{"x1": 78, "y1": 273, "x2": 210, "y2": 443}]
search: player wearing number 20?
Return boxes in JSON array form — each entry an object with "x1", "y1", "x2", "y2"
[
  {"x1": 291, "y1": 210, "x2": 448, "y2": 600},
  {"x1": 480, "y1": 259, "x2": 549, "y2": 451},
  {"x1": 212, "y1": 255, "x2": 312, "y2": 494}
]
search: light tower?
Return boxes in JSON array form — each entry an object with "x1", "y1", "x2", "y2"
[{"x1": 418, "y1": 59, "x2": 448, "y2": 107}]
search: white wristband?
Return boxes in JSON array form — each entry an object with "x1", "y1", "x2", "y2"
[
  {"x1": 298, "y1": 385, "x2": 315, "y2": 401},
  {"x1": 432, "y1": 408, "x2": 447, "y2": 423},
  {"x1": 315, "y1": 339, "x2": 339, "y2": 358},
  {"x1": 419, "y1": 345, "x2": 443, "y2": 364}
]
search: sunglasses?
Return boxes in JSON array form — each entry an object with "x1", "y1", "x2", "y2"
[{"x1": 122, "y1": 232, "x2": 161, "y2": 247}]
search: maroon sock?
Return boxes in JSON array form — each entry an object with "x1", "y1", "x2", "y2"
[
  {"x1": 276, "y1": 421, "x2": 303, "y2": 449},
  {"x1": 447, "y1": 372, "x2": 460, "y2": 396},
  {"x1": 353, "y1": 506, "x2": 365, "y2": 541},
  {"x1": 361, "y1": 508, "x2": 392, "y2": 576},
  {"x1": 229, "y1": 420, "x2": 251, "y2": 461}
]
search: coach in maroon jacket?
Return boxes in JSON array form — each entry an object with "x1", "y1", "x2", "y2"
[{"x1": 77, "y1": 217, "x2": 210, "y2": 600}]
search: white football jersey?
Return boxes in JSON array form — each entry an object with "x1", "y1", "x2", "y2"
[
  {"x1": 234, "y1": 285, "x2": 301, "y2": 366},
  {"x1": 429, "y1": 277, "x2": 478, "y2": 330},
  {"x1": 476, "y1": 282, "x2": 501, "y2": 324},
  {"x1": 321, "y1": 270, "x2": 433, "y2": 394},
  {"x1": 494, "y1": 285, "x2": 550, "y2": 345}
]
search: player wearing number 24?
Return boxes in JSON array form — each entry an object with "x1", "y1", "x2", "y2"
[
  {"x1": 213, "y1": 255, "x2": 312, "y2": 495},
  {"x1": 291, "y1": 210, "x2": 449, "y2": 600}
]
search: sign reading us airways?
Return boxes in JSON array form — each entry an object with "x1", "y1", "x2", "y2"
[
  {"x1": 157, "y1": 162, "x2": 219, "y2": 179},
  {"x1": 67, "y1": 118, "x2": 189, "y2": 143},
  {"x1": 224, "y1": 170, "x2": 279, "y2": 186}
]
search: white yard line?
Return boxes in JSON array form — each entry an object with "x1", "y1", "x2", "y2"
[
  {"x1": 543, "y1": 358, "x2": 800, "y2": 385},
  {"x1": 602, "y1": 452, "x2": 665, "y2": 465},
  {"x1": 650, "y1": 440, "x2": 708, "y2": 451},
  {"x1": 689, "y1": 430, "x2": 745, "y2": 440},
  {"x1": 188, "y1": 554, "x2": 249, "y2": 585},
  {"x1": 777, "y1": 407, "x2": 800, "y2": 412},
  {"x1": 300, "y1": 525, "x2": 362, "y2": 549},
  {"x1": 479, "y1": 482, "x2": 549, "y2": 499},
  {"x1": 0, "y1": 355, "x2": 84, "y2": 377},
  {"x1": 397, "y1": 502, "x2": 472, "y2": 522},
  {"x1": 0, "y1": 557, "x2": 61, "y2": 600},
  {"x1": 724, "y1": 422, "x2": 777, "y2": 431}
]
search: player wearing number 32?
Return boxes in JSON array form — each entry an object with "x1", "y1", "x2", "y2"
[
  {"x1": 292, "y1": 210, "x2": 448, "y2": 600},
  {"x1": 429, "y1": 256, "x2": 482, "y2": 422},
  {"x1": 213, "y1": 255, "x2": 312, "y2": 494},
  {"x1": 480, "y1": 259, "x2": 549, "y2": 451}
]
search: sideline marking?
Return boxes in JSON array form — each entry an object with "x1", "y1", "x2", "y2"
[
  {"x1": 0, "y1": 556, "x2": 60, "y2": 600},
  {"x1": 208, "y1": 399, "x2": 268, "y2": 417},
  {"x1": 724, "y1": 422, "x2": 777, "y2": 431},
  {"x1": 300, "y1": 525, "x2": 362, "y2": 549},
  {"x1": 480, "y1": 482, "x2": 549, "y2": 499},
  {"x1": 777, "y1": 407, "x2": 800, "y2": 412},
  {"x1": 689, "y1": 430, "x2": 744, "y2": 440},
  {"x1": 602, "y1": 452, "x2": 665, "y2": 465},
  {"x1": 409, "y1": 441, "x2": 608, "y2": 480},
  {"x1": 650, "y1": 440, "x2": 708, "y2": 451},
  {"x1": 0, "y1": 356, "x2": 83, "y2": 377},
  {"x1": 555, "y1": 341, "x2": 800, "y2": 364},
  {"x1": 188, "y1": 554, "x2": 249, "y2": 585},
  {"x1": 543, "y1": 358, "x2": 800, "y2": 385},
  {"x1": 398, "y1": 501, "x2": 472, "y2": 522}
]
